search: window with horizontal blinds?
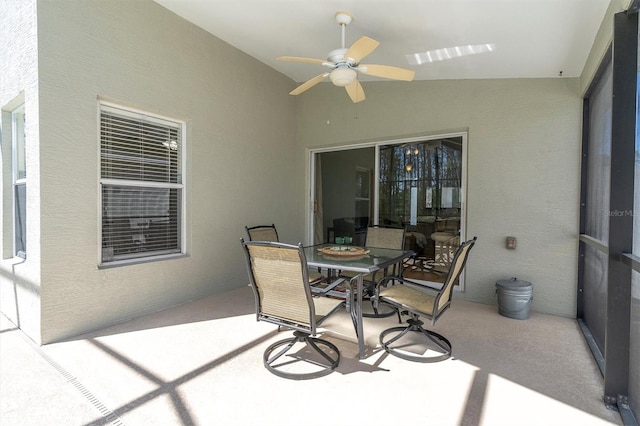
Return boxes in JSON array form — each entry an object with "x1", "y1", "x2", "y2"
[
  {"x1": 12, "y1": 105, "x2": 26, "y2": 258},
  {"x1": 99, "y1": 104, "x2": 184, "y2": 264}
]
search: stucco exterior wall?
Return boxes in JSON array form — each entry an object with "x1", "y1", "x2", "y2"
[
  {"x1": 296, "y1": 78, "x2": 582, "y2": 317},
  {"x1": 2, "y1": 0, "x2": 623, "y2": 343},
  {"x1": 30, "y1": 0, "x2": 297, "y2": 343},
  {"x1": 0, "y1": 0, "x2": 42, "y2": 342}
]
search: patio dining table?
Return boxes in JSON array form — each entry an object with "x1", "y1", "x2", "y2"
[{"x1": 304, "y1": 243, "x2": 414, "y2": 359}]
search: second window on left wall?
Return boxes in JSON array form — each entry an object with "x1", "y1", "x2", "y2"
[
  {"x1": 12, "y1": 105, "x2": 26, "y2": 259},
  {"x1": 99, "y1": 103, "x2": 185, "y2": 265}
]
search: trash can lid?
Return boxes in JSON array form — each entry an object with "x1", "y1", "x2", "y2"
[{"x1": 496, "y1": 277, "x2": 532, "y2": 289}]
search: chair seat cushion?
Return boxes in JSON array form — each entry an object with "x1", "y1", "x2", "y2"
[
  {"x1": 379, "y1": 284, "x2": 436, "y2": 316},
  {"x1": 308, "y1": 269, "x2": 326, "y2": 284},
  {"x1": 430, "y1": 232, "x2": 458, "y2": 244},
  {"x1": 313, "y1": 295, "x2": 344, "y2": 320}
]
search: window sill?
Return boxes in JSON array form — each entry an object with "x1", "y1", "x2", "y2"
[
  {"x1": 1, "y1": 255, "x2": 27, "y2": 266},
  {"x1": 98, "y1": 253, "x2": 189, "y2": 269}
]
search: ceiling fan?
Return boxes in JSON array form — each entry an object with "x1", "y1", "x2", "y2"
[{"x1": 277, "y1": 11, "x2": 415, "y2": 103}]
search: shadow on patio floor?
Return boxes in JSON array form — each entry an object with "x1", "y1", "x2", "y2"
[{"x1": 1, "y1": 286, "x2": 622, "y2": 426}]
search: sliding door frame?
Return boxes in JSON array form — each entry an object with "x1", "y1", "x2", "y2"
[{"x1": 308, "y1": 130, "x2": 468, "y2": 288}]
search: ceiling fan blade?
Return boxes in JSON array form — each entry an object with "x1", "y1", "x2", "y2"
[
  {"x1": 345, "y1": 36, "x2": 379, "y2": 63},
  {"x1": 290, "y1": 73, "x2": 329, "y2": 96},
  {"x1": 345, "y1": 79, "x2": 366, "y2": 103},
  {"x1": 358, "y1": 64, "x2": 415, "y2": 81},
  {"x1": 277, "y1": 56, "x2": 327, "y2": 66}
]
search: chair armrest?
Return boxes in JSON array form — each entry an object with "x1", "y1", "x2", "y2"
[{"x1": 372, "y1": 275, "x2": 440, "y2": 311}]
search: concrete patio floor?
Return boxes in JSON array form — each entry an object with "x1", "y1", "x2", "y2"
[{"x1": 1, "y1": 286, "x2": 623, "y2": 426}]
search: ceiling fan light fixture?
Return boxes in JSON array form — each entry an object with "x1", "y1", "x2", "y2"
[
  {"x1": 277, "y1": 10, "x2": 414, "y2": 102},
  {"x1": 330, "y1": 67, "x2": 356, "y2": 86}
]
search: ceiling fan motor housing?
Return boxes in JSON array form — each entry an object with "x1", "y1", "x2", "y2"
[
  {"x1": 327, "y1": 48, "x2": 348, "y2": 65},
  {"x1": 277, "y1": 10, "x2": 414, "y2": 102}
]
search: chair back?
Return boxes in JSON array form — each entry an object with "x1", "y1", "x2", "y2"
[
  {"x1": 332, "y1": 218, "x2": 356, "y2": 241},
  {"x1": 365, "y1": 225, "x2": 405, "y2": 249},
  {"x1": 433, "y1": 237, "x2": 477, "y2": 317},
  {"x1": 241, "y1": 239, "x2": 317, "y2": 332},
  {"x1": 245, "y1": 224, "x2": 279, "y2": 242}
]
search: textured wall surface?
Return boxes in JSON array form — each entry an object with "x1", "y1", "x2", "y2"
[
  {"x1": 32, "y1": 0, "x2": 297, "y2": 343},
  {"x1": 2, "y1": 0, "x2": 620, "y2": 343},
  {"x1": 0, "y1": 0, "x2": 42, "y2": 342},
  {"x1": 296, "y1": 78, "x2": 583, "y2": 317}
]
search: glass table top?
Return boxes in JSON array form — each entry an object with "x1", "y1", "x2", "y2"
[{"x1": 304, "y1": 243, "x2": 414, "y2": 273}]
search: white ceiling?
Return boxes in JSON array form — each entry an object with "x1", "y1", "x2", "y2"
[{"x1": 153, "y1": 0, "x2": 610, "y2": 83}]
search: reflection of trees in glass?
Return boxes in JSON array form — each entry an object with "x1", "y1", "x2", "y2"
[{"x1": 379, "y1": 139, "x2": 462, "y2": 226}]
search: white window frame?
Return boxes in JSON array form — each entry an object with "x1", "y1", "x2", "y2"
[
  {"x1": 12, "y1": 104, "x2": 26, "y2": 259},
  {"x1": 98, "y1": 101, "x2": 186, "y2": 267}
]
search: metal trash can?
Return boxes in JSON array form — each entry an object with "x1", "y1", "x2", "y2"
[{"x1": 496, "y1": 277, "x2": 533, "y2": 320}]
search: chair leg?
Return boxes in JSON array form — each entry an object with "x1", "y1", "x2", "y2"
[
  {"x1": 379, "y1": 315, "x2": 452, "y2": 363},
  {"x1": 363, "y1": 300, "x2": 398, "y2": 318},
  {"x1": 263, "y1": 331, "x2": 340, "y2": 379},
  {"x1": 364, "y1": 282, "x2": 399, "y2": 318}
]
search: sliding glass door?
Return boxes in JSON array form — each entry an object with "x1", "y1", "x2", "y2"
[
  {"x1": 378, "y1": 137, "x2": 463, "y2": 266},
  {"x1": 310, "y1": 133, "x2": 466, "y2": 274},
  {"x1": 313, "y1": 147, "x2": 375, "y2": 247}
]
